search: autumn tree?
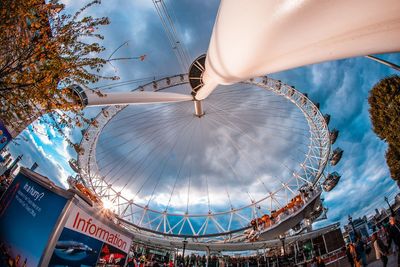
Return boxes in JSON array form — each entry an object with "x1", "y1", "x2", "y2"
[
  {"x1": 0, "y1": 0, "x2": 117, "y2": 137},
  {"x1": 368, "y1": 75, "x2": 400, "y2": 183}
]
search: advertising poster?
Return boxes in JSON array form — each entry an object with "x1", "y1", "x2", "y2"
[
  {"x1": 97, "y1": 243, "x2": 127, "y2": 266},
  {"x1": 49, "y1": 227, "x2": 103, "y2": 267},
  {"x1": 0, "y1": 171, "x2": 68, "y2": 267},
  {"x1": 49, "y1": 204, "x2": 131, "y2": 267},
  {"x1": 0, "y1": 120, "x2": 12, "y2": 151}
]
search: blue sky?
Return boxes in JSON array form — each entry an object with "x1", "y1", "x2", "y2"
[{"x1": 6, "y1": 0, "x2": 400, "y2": 230}]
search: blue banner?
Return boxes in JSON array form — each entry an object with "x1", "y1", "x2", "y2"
[
  {"x1": 0, "y1": 121, "x2": 12, "y2": 151},
  {"x1": 0, "y1": 171, "x2": 68, "y2": 267}
]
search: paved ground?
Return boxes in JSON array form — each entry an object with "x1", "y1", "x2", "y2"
[
  {"x1": 327, "y1": 253, "x2": 397, "y2": 267},
  {"x1": 368, "y1": 253, "x2": 397, "y2": 267}
]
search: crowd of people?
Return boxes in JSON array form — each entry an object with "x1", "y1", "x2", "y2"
[
  {"x1": 346, "y1": 215, "x2": 400, "y2": 267},
  {"x1": 126, "y1": 252, "x2": 307, "y2": 267},
  {"x1": 246, "y1": 186, "x2": 318, "y2": 241}
]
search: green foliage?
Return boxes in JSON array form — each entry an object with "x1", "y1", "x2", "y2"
[{"x1": 369, "y1": 75, "x2": 400, "y2": 182}]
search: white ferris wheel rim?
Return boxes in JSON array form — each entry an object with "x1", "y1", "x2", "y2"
[{"x1": 76, "y1": 74, "x2": 330, "y2": 235}]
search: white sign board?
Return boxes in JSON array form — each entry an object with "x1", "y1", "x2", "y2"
[{"x1": 65, "y1": 205, "x2": 131, "y2": 253}]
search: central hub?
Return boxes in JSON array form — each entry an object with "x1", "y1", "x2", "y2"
[
  {"x1": 189, "y1": 54, "x2": 207, "y2": 117},
  {"x1": 193, "y1": 100, "x2": 204, "y2": 117}
]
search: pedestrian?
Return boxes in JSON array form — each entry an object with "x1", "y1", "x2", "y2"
[
  {"x1": 355, "y1": 233, "x2": 367, "y2": 267},
  {"x1": 310, "y1": 256, "x2": 318, "y2": 267},
  {"x1": 372, "y1": 232, "x2": 388, "y2": 267},
  {"x1": 387, "y1": 216, "x2": 400, "y2": 266},
  {"x1": 346, "y1": 244, "x2": 355, "y2": 267},
  {"x1": 316, "y1": 256, "x2": 325, "y2": 267}
]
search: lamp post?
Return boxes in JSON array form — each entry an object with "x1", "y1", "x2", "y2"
[
  {"x1": 279, "y1": 235, "x2": 285, "y2": 256},
  {"x1": 182, "y1": 239, "x2": 188, "y2": 267},
  {"x1": 384, "y1": 196, "x2": 395, "y2": 216},
  {"x1": 348, "y1": 215, "x2": 355, "y2": 242}
]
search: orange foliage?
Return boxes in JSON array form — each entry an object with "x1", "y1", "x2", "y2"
[{"x1": 0, "y1": 0, "x2": 117, "y2": 135}]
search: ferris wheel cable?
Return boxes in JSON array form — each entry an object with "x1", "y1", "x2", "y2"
[
  {"x1": 210, "y1": 90, "x2": 301, "y2": 106},
  {"x1": 185, "y1": 122, "x2": 198, "y2": 213},
  {"x1": 97, "y1": 105, "x2": 194, "y2": 176},
  {"x1": 206, "y1": 92, "x2": 308, "y2": 119},
  {"x1": 165, "y1": 1, "x2": 192, "y2": 67},
  {"x1": 98, "y1": 115, "x2": 190, "y2": 180},
  {"x1": 96, "y1": 112, "x2": 191, "y2": 149},
  {"x1": 210, "y1": 94, "x2": 306, "y2": 108},
  {"x1": 99, "y1": 116, "x2": 191, "y2": 184},
  {"x1": 159, "y1": 0, "x2": 192, "y2": 67},
  {"x1": 95, "y1": 103, "x2": 192, "y2": 139},
  {"x1": 209, "y1": 108, "x2": 307, "y2": 125},
  {"x1": 152, "y1": 0, "x2": 189, "y2": 72},
  {"x1": 118, "y1": 113, "x2": 196, "y2": 199},
  {"x1": 153, "y1": 3, "x2": 184, "y2": 67},
  {"x1": 205, "y1": 102, "x2": 311, "y2": 148},
  {"x1": 210, "y1": 87, "x2": 287, "y2": 100},
  {"x1": 210, "y1": 103, "x2": 307, "y2": 118},
  {"x1": 96, "y1": 104, "x2": 187, "y2": 132},
  {"x1": 198, "y1": 118, "x2": 212, "y2": 212},
  {"x1": 209, "y1": 98, "x2": 309, "y2": 115},
  {"x1": 202, "y1": 114, "x2": 266, "y2": 209},
  {"x1": 203, "y1": 108, "x2": 303, "y2": 191},
  {"x1": 209, "y1": 84, "x2": 261, "y2": 95},
  {"x1": 93, "y1": 73, "x2": 183, "y2": 91},
  {"x1": 111, "y1": 99, "x2": 190, "y2": 122},
  {"x1": 145, "y1": 120, "x2": 194, "y2": 209},
  {"x1": 201, "y1": 117, "x2": 258, "y2": 206},
  {"x1": 96, "y1": 111, "x2": 190, "y2": 163},
  {"x1": 206, "y1": 102, "x2": 308, "y2": 123},
  {"x1": 208, "y1": 109, "x2": 310, "y2": 133},
  {"x1": 93, "y1": 77, "x2": 163, "y2": 91},
  {"x1": 163, "y1": 119, "x2": 198, "y2": 212},
  {"x1": 209, "y1": 112, "x2": 310, "y2": 138},
  {"x1": 97, "y1": 113, "x2": 188, "y2": 148},
  {"x1": 207, "y1": 97, "x2": 308, "y2": 131}
]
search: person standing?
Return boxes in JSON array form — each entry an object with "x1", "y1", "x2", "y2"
[
  {"x1": 355, "y1": 233, "x2": 368, "y2": 267},
  {"x1": 372, "y1": 232, "x2": 388, "y2": 267},
  {"x1": 316, "y1": 256, "x2": 326, "y2": 267},
  {"x1": 346, "y1": 244, "x2": 355, "y2": 267},
  {"x1": 388, "y1": 216, "x2": 400, "y2": 266}
]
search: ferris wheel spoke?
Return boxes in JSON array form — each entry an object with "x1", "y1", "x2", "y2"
[
  {"x1": 97, "y1": 107, "x2": 191, "y2": 143},
  {"x1": 96, "y1": 113, "x2": 191, "y2": 163},
  {"x1": 98, "y1": 115, "x2": 189, "y2": 181},
  {"x1": 101, "y1": 102, "x2": 196, "y2": 174},
  {"x1": 201, "y1": 117, "x2": 255, "y2": 206},
  {"x1": 104, "y1": 116, "x2": 192, "y2": 192},
  {"x1": 206, "y1": 103, "x2": 308, "y2": 155},
  {"x1": 205, "y1": 100, "x2": 308, "y2": 135},
  {"x1": 208, "y1": 103, "x2": 308, "y2": 123},
  {"x1": 162, "y1": 117, "x2": 197, "y2": 212},
  {"x1": 204, "y1": 113, "x2": 272, "y2": 194},
  {"x1": 129, "y1": 115, "x2": 196, "y2": 203}
]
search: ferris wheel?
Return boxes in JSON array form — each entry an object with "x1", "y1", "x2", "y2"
[
  {"x1": 76, "y1": 72, "x2": 331, "y2": 238},
  {"x1": 68, "y1": 0, "x2": 400, "y2": 244}
]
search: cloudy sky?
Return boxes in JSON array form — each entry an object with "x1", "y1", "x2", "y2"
[{"x1": 6, "y1": 0, "x2": 400, "y2": 232}]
